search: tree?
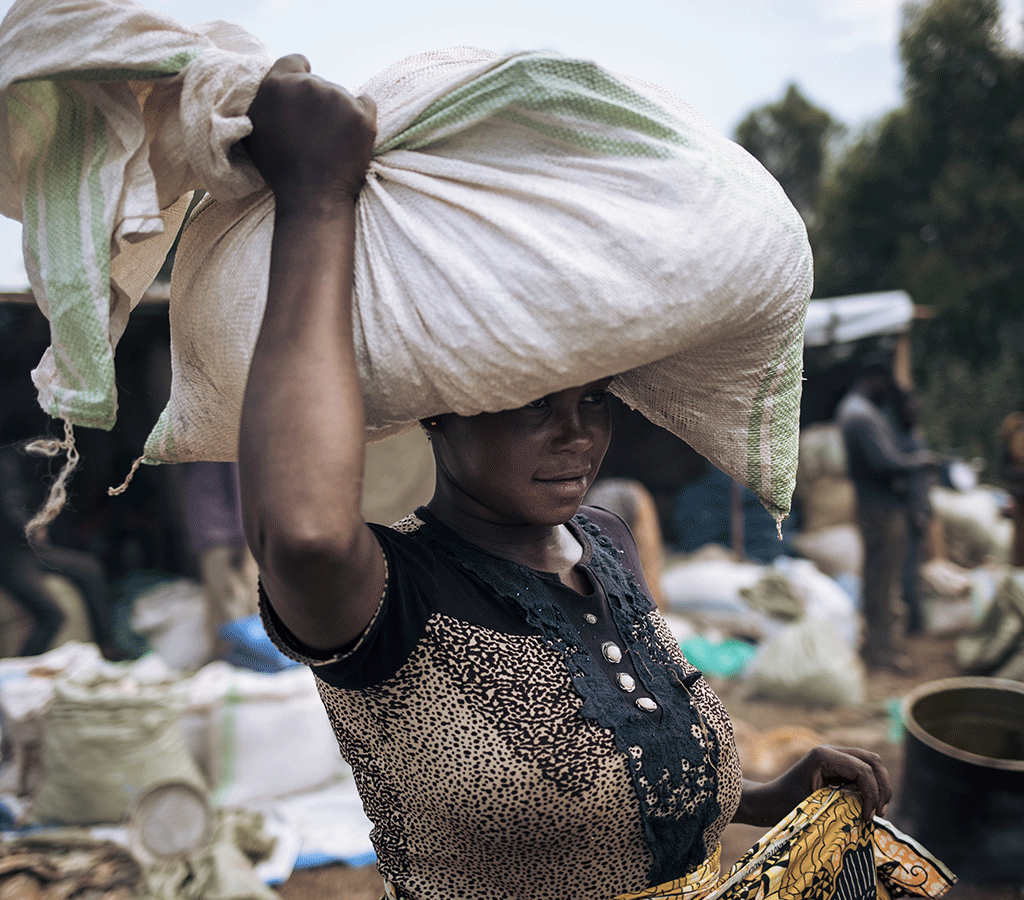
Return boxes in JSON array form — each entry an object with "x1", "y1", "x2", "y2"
[
  {"x1": 734, "y1": 84, "x2": 842, "y2": 225},
  {"x1": 811, "y1": 0, "x2": 1024, "y2": 467}
]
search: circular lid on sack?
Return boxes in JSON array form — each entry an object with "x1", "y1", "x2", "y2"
[{"x1": 128, "y1": 780, "x2": 213, "y2": 862}]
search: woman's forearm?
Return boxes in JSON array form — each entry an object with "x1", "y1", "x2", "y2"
[
  {"x1": 733, "y1": 779, "x2": 783, "y2": 828},
  {"x1": 235, "y1": 56, "x2": 383, "y2": 649},
  {"x1": 239, "y1": 197, "x2": 365, "y2": 563}
]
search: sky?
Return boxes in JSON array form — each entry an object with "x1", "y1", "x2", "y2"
[{"x1": 0, "y1": 0, "x2": 1020, "y2": 286}]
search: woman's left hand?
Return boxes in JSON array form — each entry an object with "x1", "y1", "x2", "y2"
[{"x1": 733, "y1": 745, "x2": 893, "y2": 827}]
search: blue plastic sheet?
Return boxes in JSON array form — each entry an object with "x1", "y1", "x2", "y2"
[{"x1": 219, "y1": 615, "x2": 299, "y2": 673}]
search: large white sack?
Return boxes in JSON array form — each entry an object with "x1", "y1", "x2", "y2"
[
  {"x1": 130, "y1": 577, "x2": 213, "y2": 671},
  {"x1": 0, "y1": 646, "x2": 184, "y2": 799},
  {"x1": 790, "y1": 523, "x2": 863, "y2": 578},
  {"x1": 152, "y1": 48, "x2": 811, "y2": 521},
  {"x1": 660, "y1": 558, "x2": 785, "y2": 641},
  {"x1": 29, "y1": 678, "x2": 205, "y2": 825},
  {"x1": 770, "y1": 557, "x2": 859, "y2": 649},
  {"x1": 743, "y1": 617, "x2": 865, "y2": 707},
  {"x1": 0, "y1": 2, "x2": 811, "y2": 521}
]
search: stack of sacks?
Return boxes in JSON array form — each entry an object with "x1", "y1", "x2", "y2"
[
  {"x1": 792, "y1": 423, "x2": 856, "y2": 532},
  {"x1": 0, "y1": 644, "x2": 349, "y2": 822},
  {"x1": 661, "y1": 553, "x2": 779, "y2": 642},
  {"x1": 661, "y1": 553, "x2": 858, "y2": 649},
  {"x1": 0, "y1": 0, "x2": 811, "y2": 528},
  {"x1": 929, "y1": 486, "x2": 1012, "y2": 569}
]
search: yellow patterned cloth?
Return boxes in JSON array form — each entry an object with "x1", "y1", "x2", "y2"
[{"x1": 614, "y1": 788, "x2": 956, "y2": 900}]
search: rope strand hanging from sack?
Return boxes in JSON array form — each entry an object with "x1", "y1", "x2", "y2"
[{"x1": 23, "y1": 419, "x2": 80, "y2": 541}]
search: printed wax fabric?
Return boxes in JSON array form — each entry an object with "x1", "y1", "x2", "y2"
[{"x1": 614, "y1": 788, "x2": 955, "y2": 900}]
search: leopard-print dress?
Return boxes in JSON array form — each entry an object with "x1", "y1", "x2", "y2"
[{"x1": 261, "y1": 507, "x2": 743, "y2": 900}]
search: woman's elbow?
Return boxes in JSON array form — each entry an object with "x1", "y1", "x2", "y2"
[{"x1": 247, "y1": 512, "x2": 365, "y2": 583}]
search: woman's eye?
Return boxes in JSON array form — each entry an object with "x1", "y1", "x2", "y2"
[
  {"x1": 524, "y1": 397, "x2": 549, "y2": 409},
  {"x1": 582, "y1": 390, "x2": 607, "y2": 404}
]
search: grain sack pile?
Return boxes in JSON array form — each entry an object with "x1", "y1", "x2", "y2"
[{"x1": 0, "y1": 0, "x2": 811, "y2": 522}]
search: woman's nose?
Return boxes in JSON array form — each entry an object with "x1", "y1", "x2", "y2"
[{"x1": 551, "y1": 407, "x2": 593, "y2": 450}]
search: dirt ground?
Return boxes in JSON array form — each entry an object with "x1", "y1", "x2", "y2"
[{"x1": 276, "y1": 634, "x2": 1021, "y2": 900}]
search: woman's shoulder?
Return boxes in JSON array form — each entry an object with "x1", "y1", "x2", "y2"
[
  {"x1": 575, "y1": 505, "x2": 654, "y2": 602},
  {"x1": 576, "y1": 504, "x2": 638, "y2": 555}
]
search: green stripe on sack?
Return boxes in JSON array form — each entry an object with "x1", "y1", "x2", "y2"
[
  {"x1": 375, "y1": 52, "x2": 690, "y2": 159},
  {"x1": 768, "y1": 318, "x2": 806, "y2": 515},
  {"x1": 6, "y1": 85, "x2": 46, "y2": 290},
  {"x1": 6, "y1": 86, "x2": 71, "y2": 419},
  {"x1": 19, "y1": 49, "x2": 202, "y2": 85},
  {"x1": 747, "y1": 314, "x2": 806, "y2": 521},
  {"x1": 9, "y1": 47, "x2": 204, "y2": 429},
  {"x1": 144, "y1": 408, "x2": 177, "y2": 463},
  {"x1": 42, "y1": 82, "x2": 117, "y2": 427},
  {"x1": 211, "y1": 678, "x2": 241, "y2": 807}
]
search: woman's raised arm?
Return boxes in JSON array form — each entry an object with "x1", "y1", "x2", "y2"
[{"x1": 237, "y1": 56, "x2": 385, "y2": 651}]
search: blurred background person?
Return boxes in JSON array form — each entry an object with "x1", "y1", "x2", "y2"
[
  {"x1": 892, "y1": 385, "x2": 934, "y2": 635},
  {"x1": 1000, "y1": 409, "x2": 1024, "y2": 568},
  {"x1": 837, "y1": 355, "x2": 938, "y2": 672},
  {"x1": 0, "y1": 445, "x2": 114, "y2": 657}
]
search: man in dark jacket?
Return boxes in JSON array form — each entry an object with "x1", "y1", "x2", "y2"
[{"x1": 836, "y1": 356, "x2": 937, "y2": 672}]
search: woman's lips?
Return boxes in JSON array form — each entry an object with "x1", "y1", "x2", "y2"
[{"x1": 535, "y1": 470, "x2": 589, "y2": 482}]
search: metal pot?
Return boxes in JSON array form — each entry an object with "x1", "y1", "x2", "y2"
[{"x1": 898, "y1": 676, "x2": 1024, "y2": 885}]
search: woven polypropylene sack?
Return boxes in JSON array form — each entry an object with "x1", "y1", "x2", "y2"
[
  {"x1": 29, "y1": 680, "x2": 206, "y2": 826},
  {"x1": 147, "y1": 48, "x2": 811, "y2": 519}
]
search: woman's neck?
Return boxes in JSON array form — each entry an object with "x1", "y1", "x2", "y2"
[{"x1": 425, "y1": 493, "x2": 583, "y2": 575}]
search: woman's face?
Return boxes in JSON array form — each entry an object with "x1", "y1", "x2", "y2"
[{"x1": 430, "y1": 379, "x2": 613, "y2": 527}]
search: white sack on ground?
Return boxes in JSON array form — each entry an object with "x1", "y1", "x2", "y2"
[
  {"x1": 0, "y1": 1, "x2": 812, "y2": 520},
  {"x1": 130, "y1": 577, "x2": 213, "y2": 671},
  {"x1": 743, "y1": 617, "x2": 865, "y2": 707},
  {"x1": 0, "y1": 643, "x2": 181, "y2": 799},
  {"x1": 661, "y1": 558, "x2": 784, "y2": 641},
  {"x1": 190, "y1": 663, "x2": 349, "y2": 808},
  {"x1": 770, "y1": 557, "x2": 859, "y2": 649},
  {"x1": 29, "y1": 678, "x2": 205, "y2": 825},
  {"x1": 929, "y1": 485, "x2": 1012, "y2": 568},
  {"x1": 790, "y1": 523, "x2": 863, "y2": 578}
]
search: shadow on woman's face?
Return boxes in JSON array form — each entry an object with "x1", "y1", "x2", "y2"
[{"x1": 428, "y1": 379, "x2": 613, "y2": 528}]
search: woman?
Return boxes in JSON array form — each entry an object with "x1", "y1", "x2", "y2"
[{"x1": 238, "y1": 57, "x2": 951, "y2": 900}]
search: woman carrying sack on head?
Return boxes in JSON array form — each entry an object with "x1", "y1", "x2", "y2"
[{"x1": 238, "y1": 57, "x2": 955, "y2": 900}]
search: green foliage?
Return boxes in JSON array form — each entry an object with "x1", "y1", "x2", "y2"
[
  {"x1": 756, "y1": 0, "x2": 1024, "y2": 474},
  {"x1": 914, "y1": 323, "x2": 1024, "y2": 474},
  {"x1": 734, "y1": 84, "x2": 842, "y2": 224}
]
